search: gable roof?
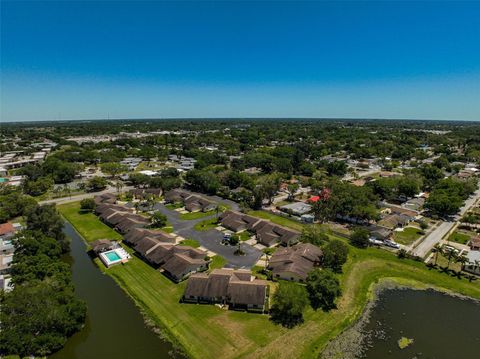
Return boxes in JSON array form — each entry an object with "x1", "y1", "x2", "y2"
[
  {"x1": 184, "y1": 268, "x2": 267, "y2": 307},
  {"x1": 268, "y1": 243, "x2": 323, "y2": 280},
  {"x1": 0, "y1": 223, "x2": 15, "y2": 236},
  {"x1": 220, "y1": 211, "x2": 300, "y2": 246}
]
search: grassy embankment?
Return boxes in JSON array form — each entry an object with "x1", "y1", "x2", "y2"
[{"x1": 59, "y1": 202, "x2": 480, "y2": 359}]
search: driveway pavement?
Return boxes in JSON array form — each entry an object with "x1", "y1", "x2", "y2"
[{"x1": 153, "y1": 203, "x2": 262, "y2": 268}]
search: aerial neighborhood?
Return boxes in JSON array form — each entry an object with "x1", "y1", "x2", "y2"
[{"x1": 1, "y1": 119, "x2": 480, "y2": 358}]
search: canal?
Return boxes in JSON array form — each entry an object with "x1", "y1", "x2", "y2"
[
  {"x1": 362, "y1": 288, "x2": 480, "y2": 358},
  {"x1": 50, "y1": 222, "x2": 175, "y2": 359}
]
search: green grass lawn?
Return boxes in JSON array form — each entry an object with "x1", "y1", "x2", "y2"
[
  {"x1": 179, "y1": 239, "x2": 200, "y2": 248},
  {"x1": 165, "y1": 202, "x2": 184, "y2": 210},
  {"x1": 247, "y1": 210, "x2": 305, "y2": 231},
  {"x1": 180, "y1": 210, "x2": 216, "y2": 220},
  {"x1": 194, "y1": 217, "x2": 219, "y2": 231},
  {"x1": 239, "y1": 231, "x2": 252, "y2": 241},
  {"x1": 448, "y1": 231, "x2": 472, "y2": 245},
  {"x1": 393, "y1": 227, "x2": 424, "y2": 245},
  {"x1": 208, "y1": 255, "x2": 227, "y2": 271},
  {"x1": 58, "y1": 202, "x2": 122, "y2": 243},
  {"x1": 58, "y1": 201, "x2": 480, "y2": 359}
]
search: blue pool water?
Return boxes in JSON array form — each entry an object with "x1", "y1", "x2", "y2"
[{"x1": 105, "y1": 251, "x2": 121, "y2": 262}]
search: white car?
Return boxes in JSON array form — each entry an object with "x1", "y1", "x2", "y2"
[
  {"x1": 368, "y1": 237, "x2": 384, "y2": 246},
  {"x1": 384, "y1": 240, "x2": 400, "y2": 249}
]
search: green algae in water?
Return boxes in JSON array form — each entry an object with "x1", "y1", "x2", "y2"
[{"x1": 397, "y1": 337, "x2": 414, "y2": 349}]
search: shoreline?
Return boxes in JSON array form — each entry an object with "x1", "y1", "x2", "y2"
[
  {"x1": 320, "y1": 279, "x2": 480, "y2": 359},
  {"x1": 62, "y1": 216, "x2": 188, "y2": 358},
  {"x1": 59, "y1": 202, "x2": 480, "y2": 359}
]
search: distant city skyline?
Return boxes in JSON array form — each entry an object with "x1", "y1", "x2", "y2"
[{"x1": 1, "y1": 1, "x2": 480, "y2": 122}]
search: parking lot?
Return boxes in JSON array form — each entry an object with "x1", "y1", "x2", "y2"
[{"x1": 153, "y1": 203, "x2": 262, "y2": 268}]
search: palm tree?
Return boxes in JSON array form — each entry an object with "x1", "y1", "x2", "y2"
[
  {"x1": 432, "y1": 244, "x2": 443, "y2": 266},
  {"x1": 116, "y1": 181, "x2": 124, "y2": 194},
  {"x1": 455, "y1": 255, "x2": 468, "y2": 277},
  {"x1": 445, "y1": 249, "x2": 458, "y2": 271}
]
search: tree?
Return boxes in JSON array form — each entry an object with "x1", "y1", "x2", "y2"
[
  {"x1": 150, "y1": 211, "x2": 167, "y2": 228},
  {"x1": 270, "y1": 282, "x2": 309, "y2": 328},
  {"x1": 100, "y1": 162, "x2": 128, "y2": 178},
  {"x1": 322, "y1": 240, "x2": 349, "y2": 273},
  {"x1": 80, "y1": 198, "x2": 96, "y2": 212},
  {"x1": 185, "y1": 169, "x2": 221, "y2": 195},
  {"x1": 425, "y1": 190, "x2": 462, "y2": 217},
  {"x1": 229, "y1": 234, "x2": 240, "y2": 246},
  {"x1": 326, "y1": 161, "x2": 348, "y2": 177},
  {"x1": 0, "y1": 280, "x2": 86, "y2": 357},
  {"x1": 432, "y1": 244, "x2": 443, "y2": 266},
  {"x1": 23, "y1": 177, "x2": 54, "y2": 196},
  {"x1": 26, "y1": 204, "x2": 69, "y2": 253},
  {"x1": 301, "y1": 225, "x2": 329, "y2": 246},
  {"x1": 86, "y1": 176, "x2": 108, "y2": 192},
  {"x1": 306, "y1": 269, "x2": 341, "y2": 311},
  {"x1": 350, "y1": 228, "x2": 370, "y2": 248}
]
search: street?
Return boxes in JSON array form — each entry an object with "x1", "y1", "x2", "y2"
[{"x1": 411, "y1": 183, "x2": 480, "y2": 258}]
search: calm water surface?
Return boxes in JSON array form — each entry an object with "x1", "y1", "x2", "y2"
[
  {"x1": 50, "y1": 222, "x2": 175, "y2": 359},
  {"x1": 363, "y1": 289, "x2": 480, "y2": 359}
]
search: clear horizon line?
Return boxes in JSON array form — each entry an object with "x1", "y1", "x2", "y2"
[{"x1": 2, "y1": 116, "x2": 479, "y2": 124}]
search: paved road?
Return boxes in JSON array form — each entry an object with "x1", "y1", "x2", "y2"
[
  {"x1": 39, "y1": 186, "x2": 133, "y2": 205},
  {"x1": 153, "y1": 203, "x2": 262, "y2": 268},
  {"x1": 412, "y1": 183, "x2": 480, "y2": 258}
]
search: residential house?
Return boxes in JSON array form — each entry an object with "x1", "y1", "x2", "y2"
[
  {"x1": 90, "y1": 239, "x2": 114, "y2": 254},
  {"x1": 279, "y1": 202, "x2": 312, "y2": 216},
  {"x1": 267, "y1": 243, "x2": 323, "y2": 282},
  {"x1": 220, "y1": 211, "x2": 300, "y2": 247},
  {"x1": 94, "y1": 193, "x2": 117, "y2": 205},
  {"x1": 123, "y1": 227, "x2": 176, "y2": 246},
  {"x1": 183, "y1": 268, "x2": 268, "y2": 312},
  {"x1": 164, "y1": 189, "x2": 217, "y2": 212},
  {"x1": 368, "y1": 225, "x2": 393, "y2": 241},
  {"x1": 0, "y1": 223, "x2": 16, "y2": 240},
  {"x1": 468, "y1": 236, "x2": 480, "y2": 251},
  {"x1": 463, "y1": 251, "x2": 480, "y2": 276},
  {"x1": 378, "y1": 213, "x2": 412, "y2": 229},
  {"x1": 162, "y1": 247, "x2": 209, "y2": 282}
]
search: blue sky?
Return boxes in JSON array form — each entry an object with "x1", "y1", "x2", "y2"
[{"x1": 1, "y1": 1, "x2": 479, "y2": 122}]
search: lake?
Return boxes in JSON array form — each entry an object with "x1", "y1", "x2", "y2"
[
  {"x1": 362, "y1": 288, "x2": 480, "y2": 358},
  {"x1": 50, "y1": 222, "x2": 176, "y2": 359}
]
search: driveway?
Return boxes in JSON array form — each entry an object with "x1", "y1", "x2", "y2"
[{"x1": 153, "y1": 203, "x2": 262, "y2": 268}]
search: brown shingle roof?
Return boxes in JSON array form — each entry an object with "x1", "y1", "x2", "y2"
[
  {"x1": 268, "y1": 243, "x2": 323, "y2": 281},
  {"x1": 183, "y1": 268, "x2": 267, "y2": 308},
  {"x1": 90, "y1": 239, "x2": 113, "y2": 253}
]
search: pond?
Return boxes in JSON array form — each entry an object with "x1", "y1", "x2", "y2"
[
  {"x1": 362, "y1": 288, "x2": 480, "y2": 358},
  {"x1": 50, "y1": 222, "x2": 176, "y2": 359}
]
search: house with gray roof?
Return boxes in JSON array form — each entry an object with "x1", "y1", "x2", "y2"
[
  {"x1": 267, "y1": 243, "x2": 323, "y2": 282},
  {"x1": 183, "y1": 268, "x2": 268, "y2": 312}
]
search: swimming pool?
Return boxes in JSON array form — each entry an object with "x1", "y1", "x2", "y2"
[
  {"x1": 105, "y1": 251, "x2": 121, "y2": 261},
  {"x1": 99, "y1": 248, "x2": 130, "y2": 267}
]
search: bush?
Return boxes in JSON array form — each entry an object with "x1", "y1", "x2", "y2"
[
  {"x1": 350, "y1": 228, "x2": 370, "y2": 248},
  {"x1": 80, "y1": 198, "x2": 96, "y2": 211},
  {"x1": 150, "y1": 212, "x2": 167, "y2": 228}
]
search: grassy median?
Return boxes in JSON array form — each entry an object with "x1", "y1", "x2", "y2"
[{"x1": 58, "y1": 201, "x2": 480, "y2": 359}]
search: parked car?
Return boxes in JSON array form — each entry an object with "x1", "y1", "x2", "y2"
[
  {"x1": 369, "y1": 237, "x2": 384, "y2": 246},
  {"x1": 384, "y1": 240, "x2": 400, "y2": 249}
]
